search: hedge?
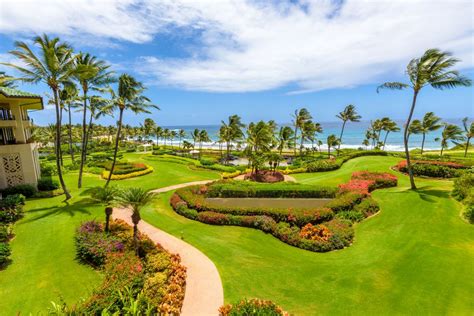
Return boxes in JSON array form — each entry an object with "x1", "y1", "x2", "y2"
[{"x1": 395, "y1": 160, "x2": 469, "y2": 178}]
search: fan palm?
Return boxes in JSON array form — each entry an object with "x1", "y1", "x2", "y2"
[
  {"x1": 117, "y1": 188, "x2": 155, "y2": 254},
  {"x1": 377, "y1": 48, "x2": 471, "y2": 189},
  {"x1": 327, "y1": 134, "x2": 340, "y2": 158},
  {"x1": 437, "y1": 123, "x2": 464, "y2": 156},
  {"x1": 2, "y1": 35, "x2": 76, "y2": 199},
  {"x1": 105, "y1": 74, "x2": 158, "y2": 187},
  {"x1": 381, "y1": 117, "x2": 400, "y2": 150},
  {"x1": 462, "y1": 117, "x2": 473, "y2": 157},
  {"x1": 90, "y1": 186, "x2": 120, "y2": 233},
  {"x1": 74, "y1": 53, "x2": 114, "y2": 188},
  {"x1": 417, "y1": 112, "x2": 443, "y2": 154},
  {"x1": 336, "y1": 104, "x2": 361, "y2": 151},
  {"x1": 292, "y1": 108, "x2": 312, "y2": 155}
]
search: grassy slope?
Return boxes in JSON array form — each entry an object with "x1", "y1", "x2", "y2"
[
  {"x1": 140, "y1": 156, "x2": 474, "y2": 315},
  {"x1": 0, "y1": 153, "x2": 219, "y2": 315}
]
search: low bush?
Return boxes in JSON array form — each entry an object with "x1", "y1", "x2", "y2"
[
  {"x1": 219, "y1": 298, "x2": 288, "y2": 316},
  {"x1": 0, "y1": 242, "x2": 11, "y2": 267},
  {"x1": 336, "y1": 210, "x2": 365, "y2": 222},
  {"x1": 452, "y1": 173, "x2": 474, "y2": 201},
  {"x1": 101, "y1": 165, "x2": 153, "y2": 180},
  {"x1": 326, "y1": 193, "x2": 364, "y2": 213},
  {"x1": 0, "y1": 224, "x2": 11, "y2": 242},
  {"x1": 222, "y1": 170, "x2": 242, "y2": 179},
  {"x1": 40, "y1": 162, "x2": 57, "y2": 176},
  {"x1": 463, "y1": 205, "x2": 474, "y2": 224},
  {"x1": 207, "y1": 181, "x2": 337, "y2": 198},
  {"x1": 354, "y1": 197, "x2": 380, "y2": 217},
  {"x1": 37, "y1": 177, "x2": 60, "y2": 191},
  {"x1": 0, "y1": 194, "x2": 25, "y2": 223},
  {"x1": 2, "y1": 184, "x2": 37, "y2": 198},
  {"x1": 395, "y1": 160, "x2": 468, "y2": 178}
]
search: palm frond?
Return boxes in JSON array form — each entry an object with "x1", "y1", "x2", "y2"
[{"x1": 376, "y1": 82, "x2": 410, "y2": 93}]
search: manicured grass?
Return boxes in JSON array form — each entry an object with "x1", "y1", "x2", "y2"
[
  {"x1": 0, "y1": 154, "x2": 219, "y2": 315},
  {"x1": 140, "y1": 156, "x2": 474, "y2": 315}
]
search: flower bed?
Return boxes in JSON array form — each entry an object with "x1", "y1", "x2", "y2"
[
  {"x1": 170, "y1": 173, "x2": 397, "y2": 252},
  {"x1": 395, "y1": 160, "x2": 469, "y2": 178},
  {"x1": 0, "y1": 194, "x2": 25, "y2": 268},
  {"x1": 73, "y1": 219, "x2": 186, "y2": 314},
  {"x1": 219, "y1": 298, "x2": 288, "y2": 316},
  {"x1": 101, "y1": 164, "x2": 153, "y2": 180}
]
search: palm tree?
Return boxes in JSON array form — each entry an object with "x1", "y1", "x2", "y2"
[
  {"x1": 407, "y1": 119, "x2": 422, "y2": 141},
  {"x1": 117, "y1": 188, "x2": 155, "y2": 254},
  {"x1": 220, "y1": 115, "x2": 245, "y2": 162},
  {"x1": 154, "y1": 126, "x2": 163, "y2": 146},
  {"x1": 162, "y1": 128, "x2": 170, "y2": 147},
  {"x1": 143, "y1": 118, "x2": 156, "y2": 141},
  {"x1": 178, "y1": 129, "x2": 186, "y2": 150},
  {"x1": 198, "y1": 130, "x2": 211, "y2": 157},
  {"x1": 462, "y1": 117, "x2": 473, "y2": 157},
  {"x1": 378, "y1": 48, "x2": 471, "y2": 189},
  {"x1": 192, "y1": 128, "x2": 200, "y2": 150},
  {"x1": 245, "y1": 121, "x2": 273, "y2": 173},
  {"x1": 327, "y1": 134, "x2": 340, "y2": 158},
  {"x1": 380, "y1": 117, "x2": 400, "y2": 150},
  {"x1": 74, "y1": 53, "x2": 114, "y2": 188},
  {"x1": 170, "y1": 130, "x2": 178, "y2": 148},
  {"x1": 60, "y1": 84, "x2": 80, "y2": 162},
  {"x1": 105, "y1": 74, "x2": 158, "y2": 187},
  {"x1": 90, "y1": 186, "x2": 119, "y2": 233},
  {"x1": 276, "y1": 126, "x2": 294, "y2": 156},
  {"x1": 2, "y1": 35, "x2": 76, "y2": 199},
  {"x1": 336, "y1": 104, "x2": 361, "y2": 151},
  {"x1": 292, "y1": 108, "x2": 312, "y2": 155},
  {"x1": 417, "y1": 112, "x2": 443, "y2": 154},
  {"x1": 437, "y1": 123, "x2": 464, "y2": 156}
]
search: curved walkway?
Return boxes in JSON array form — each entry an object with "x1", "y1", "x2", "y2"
[{"x1": 113, "y1": 180, "x2": 223, "y2": 316}]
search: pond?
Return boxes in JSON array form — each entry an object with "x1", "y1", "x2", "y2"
[{"x1": 205, "y1": 198, "x2": 333, "y2": 209}]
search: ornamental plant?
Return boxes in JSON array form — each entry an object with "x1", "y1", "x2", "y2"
[{"x1": 299, "y1": 223, "x2": 332, "y2": 242}]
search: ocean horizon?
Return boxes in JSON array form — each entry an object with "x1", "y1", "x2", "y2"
[{"x1": 149, "y1": 118, "x2": 470, "y2": 152}]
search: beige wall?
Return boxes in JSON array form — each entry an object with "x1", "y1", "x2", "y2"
[{"x1": 0, "y1": 139, "x2": 40, "y2": 190}]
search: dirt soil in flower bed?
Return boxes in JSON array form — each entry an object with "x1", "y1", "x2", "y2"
[
  {"x1": 205, "y1": 197, "x2": 333, "y2": 209},
  {"x1": 244, "y1": 170, "x2": 285, "y2": 183}
]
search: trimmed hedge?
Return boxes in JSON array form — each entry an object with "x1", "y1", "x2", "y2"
[
  {"x1": 101, "y1": 165, "x2": 153, "y2": 180},
  {"x1": 1, "y1": 184, "x2": 37, "y2": 198},
  {"x1": 395, "y1": 160, "x2": 469, "y2": 178}
]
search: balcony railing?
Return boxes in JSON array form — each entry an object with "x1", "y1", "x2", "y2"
[{"x1": 0, "y1": 114, "x2": 15, "y2": 121}]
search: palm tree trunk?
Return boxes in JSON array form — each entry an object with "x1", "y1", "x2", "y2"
[
  {"x1": 440, "y1": 146, "x2": 444, "y2": 156},
  {"x1": 293, "y1": 127, "x2": 298, "y2": 156},
  {"x1": 383, "y1": 131, "x2": 390, "y2": 150},
  {"x1": 106, "y1": 108, "x2": 124, "y2": 187},
  {"x1": 85, "y1": 111, "x2": 94, "y2": 161},
  {"x1": 78, "y1": 91, "x2": 87, "y2": 188},
  {"x1": 338, "y1": 120, "x2": 346, "y2": 151},
  {"x1": 404, "y1": 90, "x2": 418, "y2": 190},
  {"x1": 59, "y1": 107, "x2": 64, "y2": 167},
  {"x1": 328, "y1": 146, "x2": 331, "y2": 158},
  {"x1": 465, "y1": 138, "x2": 470, "y2": 157},
  {"x1": 67, "y1": 104, "x2": 74, "y2": 162},
  {"x1": 421, "y1": 133, "x2": 426, "y2": 154},
  {"x1": 105, "y1": 206, "x2": 113, "y2": 233},
  {"x1": 299, "y1": 134, "x2": 304, "y2": 156},
  {"x1": 53, "y1": 89, "x2": 71, "y2": 200}
]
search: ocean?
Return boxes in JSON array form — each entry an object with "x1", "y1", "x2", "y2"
[{"x1": 152, "y1": 118, "x2": 469, "y2": 152}]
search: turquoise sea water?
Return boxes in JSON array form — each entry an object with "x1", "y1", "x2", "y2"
[{"x1": 154, "y1": 118, "x2": 469, "y2": 151}]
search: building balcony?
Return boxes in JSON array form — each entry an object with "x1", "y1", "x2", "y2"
[{"x1": 0, "y1": 119, "x2": 17, "y2": 128}]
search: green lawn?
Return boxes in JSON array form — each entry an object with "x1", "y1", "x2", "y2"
[
  {"x1": 0, "y1": 153, "x2": 219, "y2": 315},
  {"x1": 139, "y1": 156, "x2": 474, "y2": 315},
  {"x1": 1, "y1": 154, "x2": 473, "y2": 315}
]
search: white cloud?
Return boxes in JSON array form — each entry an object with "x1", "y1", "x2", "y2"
[{"x1": 1, "y1": 0, "x2": 473, "y2": 93}]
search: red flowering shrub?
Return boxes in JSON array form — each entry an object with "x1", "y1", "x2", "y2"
[
  {"x1": 338, "y1": 179, "x2": 373, "y2": 195},
  {"x1": 299, "y1": 223, "x2": 332, "y2": 242},
  {"x1": 219, "y1": 298, "x2": 288, "y2": 316}
]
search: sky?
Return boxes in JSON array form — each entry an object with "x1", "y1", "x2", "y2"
[{"x1": 0, "y1": 0, "x2": 473, "y2": 127}]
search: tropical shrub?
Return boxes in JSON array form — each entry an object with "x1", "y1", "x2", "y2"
[
  {"x1": 0, "y1": 194, "x2": 25, "y2": 223},
  {"x1": 452, "y1": 173, "x2": 474, "y2": 201},
  {"x1": 353, "y1": 197, "x2": 380, "y2": 217},
  {"x1": 0, "y1": 242, "x2": 11, "y2": 267},
  {"x1": 37, "y1": 177, "x2": 60, "y2": 191},
  {"x1": 101, "y1": 165, "x2": 153, "y2": 180},
  {"x1": 299, "y1": 223, "x2": 332, "y2": 242},
  {"x1": 1, "y1": 184, "x2": 37, "y2": 197},
  {"x1": 0, "y1": 225, "x2": 11, "y2": 242},
  {"x1": 395, "y1": 160, "x2": 468, "y2": 178},
  {"x1": 219, "y1": 298, "x2": 288, "y2": 316}
]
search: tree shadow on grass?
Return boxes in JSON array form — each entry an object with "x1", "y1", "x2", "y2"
[
  {"x1": 19, "y1": 198, "x2": 97, "y2": 224},
  {"x1": 383, "y1": 185, "x2": 449, "y2": 204}
]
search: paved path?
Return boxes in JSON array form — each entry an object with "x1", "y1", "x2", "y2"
[{"x1": 113, "y1": 180, "x2": 223, "y2": 316}]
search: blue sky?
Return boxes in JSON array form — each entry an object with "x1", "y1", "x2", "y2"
[{"x1": 0, "y1": 0, "x2": 473, "y2": 126}]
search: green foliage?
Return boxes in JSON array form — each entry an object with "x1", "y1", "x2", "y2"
[
  {"x1": 452, "y1": 173, "x2": 474, "y2": 201},
  {"x1": 2, "y1": 184, "x2": 37, "y2": 198},
  {"x1": 37, "y1": 177, "x2": 60, "y2": 191},
  {"x1": 207, "y1": 181, "x2": 337, "y2": 198},
  {"x1": 0, "y1": 242, "x2": 11, "y2": 267},
  {"x1": 0, "y1": 225, "x2": 10, "y2": 242},
  {"x1": 219, "y1": 298, "x2": 287, "y2": 316},
  {"x1": 0, "y1": 194, "x2": 25, "y2": 223}
]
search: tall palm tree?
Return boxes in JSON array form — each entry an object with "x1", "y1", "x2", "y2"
[
  {"x1": 276, "y1": 126, "x2": 294, "y2": 156},
  {"x1": 86, "y1": 96, "x2": 112, "y2": 153},
  {"x1": 192, "y1": 128, "x2": 200, "y2": 150},
  {"x1": 178, "y1": 129, "x2": 186, "y2": 150},
  {"x1": 105, "y1": 74, "x2": 158, "y2": 187},
  {"x1": 198, "y1": 130, "x2": 211, "y2": 157},
  {"x1": 162, "y1": 128, "x2": 170, "y2": 147},
  {"x1": 462, "y1": 117, "x2": 473, "y2": 157},
  {"x1": 336, "y1": 104, "x2": 361, "y2": 151},
  {"x1": 154, "y1": 126, "x2": 163, "y2": 146},
  {"x1": 437, "y1": 123, "x2": 464, "y2": 156},
  {"x1": 60, "y1": 84, "x2": 80, "y2": 162},
  {"x1": 90, "y1": 186, "x2": 119, "y2": 233},
  {"x1": 378, "y1": 48, "x2": 471, "y2": 189},
  {"x1": 381, "y1": 117, "x2": 400, "y2": 150},
  {"x1": 220, "y1": 115, "x2": 245, "y2": 162},
  {"x1": 74, "y1": 53, "x2": 114, "y2": 188},
  {"x1": 292, "y1": 108, "x2": 312, "y2": 156},
  {"x1": 245, "y1": 121, "x2": 273, "y2": 173},
  {"x1": 117, "y1": 187, "x2": 155, "y2": 254},
  {"x1": 417, "y1": 112, "x2": 443, "y2": 154},
  {"x1": 327, "y1": 134, "x2": 340, "y2": 158},
  {"x1": 2, "y1": 35, "x2": 76, "y2": 199}
]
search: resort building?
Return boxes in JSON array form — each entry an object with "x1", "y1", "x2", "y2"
[{"x1": 0, "y1": 87, "x2": 42, "y2": 190}]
